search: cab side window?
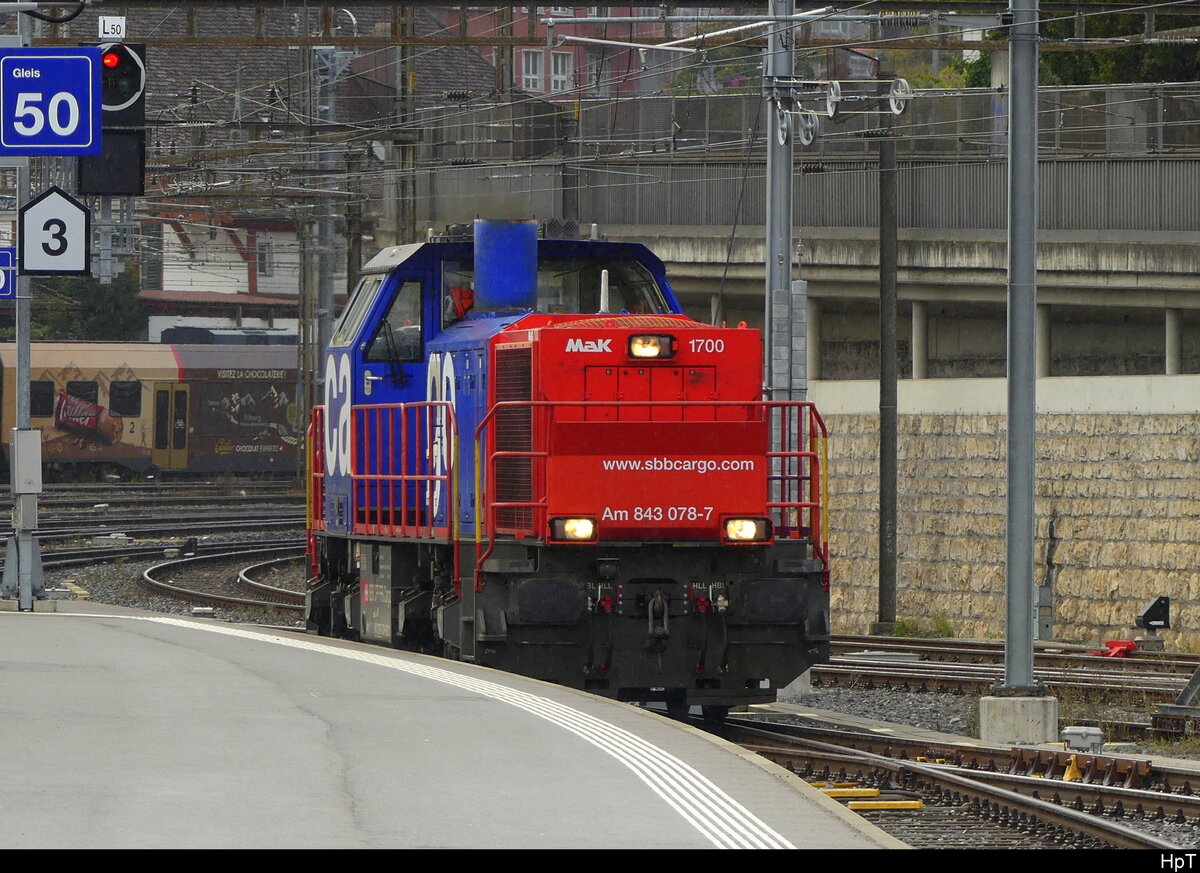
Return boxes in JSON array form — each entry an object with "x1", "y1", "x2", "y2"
[
  {"x1": 331, "y1": 275, "x2": 383, "y2": 348},
  {"x1": 366, "y1": 280, "x2": 422, "y2": 363}
]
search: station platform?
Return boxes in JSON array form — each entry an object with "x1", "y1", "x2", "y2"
[{"x1": 0, "y1": 601, "x2": 906, "y2": 849}]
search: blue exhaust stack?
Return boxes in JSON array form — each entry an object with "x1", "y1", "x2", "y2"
[{"x1": 473, "y1": 219, "x2": 538, "y2": 312}]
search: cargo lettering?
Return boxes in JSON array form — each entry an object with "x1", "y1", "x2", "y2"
[
  {"x1": 323, "y1": 353, "x2": 352, "y2": 477},
  {"x1": 601, "y1": 457, "x2": 755, "y2": 474},
  {"x1": 425, "y1": 351, "x2": 456, "y2": 516}
]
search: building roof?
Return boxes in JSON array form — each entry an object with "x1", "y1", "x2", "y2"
[{"x1": 140, "y1": 288, "x2": 298, "y2": 309}]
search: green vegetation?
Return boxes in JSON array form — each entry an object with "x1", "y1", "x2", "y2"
[
  {"x1": 1040, "y1": 15, "x2": 1200, "y2": 85},
  {"x1": 893, "y1": 616, "x2": 956, "y2": 638},
  {"x1": 943, "y1": 17, "x2": 1200, "y2": 88},
  {"x1": 0, "y1": 270, "x2": 148, "y2": 342}
]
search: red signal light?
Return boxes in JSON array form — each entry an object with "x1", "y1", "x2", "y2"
[{"x1": 102, "y1": 51, "x2": 121, "y2": 69}]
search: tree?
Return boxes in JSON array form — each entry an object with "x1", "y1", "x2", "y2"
[
  {"x1": 946, "y1": 52, "x2": 993, "y2": 88},
  {"x1": 8, "y1": 270, "x2": 150, "y2": 341},
  {"x1": 1041, "y1": 15, "x2": 1200, "y2": 85}
]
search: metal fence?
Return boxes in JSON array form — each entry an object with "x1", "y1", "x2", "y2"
[
  {"x1": 414, "y1": 83, "x2": 1200, "y2": 232},
  {"x1": 417, "y1": 155, "x2": 1200, "y2": 233},
  {"x1": 417, "y1": 82, "x2": 1200, "y2": 161}
]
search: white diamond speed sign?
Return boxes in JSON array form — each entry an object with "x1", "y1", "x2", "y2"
[{"x1": 19, "y1": 185, "x2": 91, "y2": 275}]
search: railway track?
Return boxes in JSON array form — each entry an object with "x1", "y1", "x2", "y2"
[
  {"x1": 140, "y1": 546, "x2": 306, "y2": 615},
  {"x1": 832, "y1": 634, "x2": 1200, "y2": 674},
  {"x1": 819, "y1": 635, "x2": 1194, "y2": 705},
  {"x1": 5, "y1": 515, "x2": 305, "y2": 546},
  {"x1": 718, "y1": 717, "x2": 1189, "y2": 849}
]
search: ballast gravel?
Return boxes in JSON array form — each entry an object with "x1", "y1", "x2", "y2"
[{"x1": 775, "y1": 685, "x2": 1200, "y2": 849}]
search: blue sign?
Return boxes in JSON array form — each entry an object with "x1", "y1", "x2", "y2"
[
  {"x1": 0, "y1": 48, "x2": 101, "y2": 155},
  {"x1": 0, "y1": 248, "x2": 15, "y2": 299}
]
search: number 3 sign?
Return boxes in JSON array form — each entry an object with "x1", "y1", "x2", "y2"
[{"x1": 19, "y1": 186, "x2": 91, "y2": 276}]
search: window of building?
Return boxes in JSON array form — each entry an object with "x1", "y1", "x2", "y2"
[
  {"x1": 587, "y1": 51, "x2": 609, "y2": 97},
  {"x1": 257, "y1": 241, "x2": 274, "y2": 276},
  {"x1": 551, "y1": 7, "x2": 574, "y2": 15},
  {"x1": 551, "y1": 52, "x2": 573, "y2": 93},
  {"x1": 522, "y1": 50, "x2": 544, "y2": 92},
  {"x1": 141, "y1": 221, "x2": 163, "y2": 290}
]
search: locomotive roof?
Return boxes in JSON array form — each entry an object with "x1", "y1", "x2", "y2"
[
  {"x1": 359, "y1": 238, "x2": 667, "y2": 276},
  {"x1": 360, "y1": 243, "x2": 425, "y2": 275}
]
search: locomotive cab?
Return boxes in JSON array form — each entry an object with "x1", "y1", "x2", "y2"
[{"x1": 307, "y1": 220, "x2": 830, "y2": 720}]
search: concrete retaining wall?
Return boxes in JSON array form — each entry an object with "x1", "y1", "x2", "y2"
[{"x1": 809, "y1": 375, "x2": 1200, "y2": 648}]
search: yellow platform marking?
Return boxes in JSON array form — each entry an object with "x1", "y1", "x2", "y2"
[{"x1": 849, "y1": 800, "x2": 924, "y2": 811}]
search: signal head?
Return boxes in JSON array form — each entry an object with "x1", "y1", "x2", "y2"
[{"x1": 96, "y1": 42, "x2": 146, "y2": 125}]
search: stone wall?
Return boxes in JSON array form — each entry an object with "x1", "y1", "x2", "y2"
[{"x1": 811, "y1": 377, "x2": 1200, "y2": 648}]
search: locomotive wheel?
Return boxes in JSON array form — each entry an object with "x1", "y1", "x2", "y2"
[
  {"x1": 665, "y1": 692, "x2": 690, "y2": 722},
  {"x1": 307, "y1": 603, "x2": 331, "y2": 637}
]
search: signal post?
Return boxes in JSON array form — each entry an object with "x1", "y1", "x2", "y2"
[{"x1": 0, "y1": 7, "x2": 125, "y2": 609}]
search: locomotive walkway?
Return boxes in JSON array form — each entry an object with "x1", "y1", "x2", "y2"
[{"x1": 0, "y1": 601, "x2": 904, "y2": 850}]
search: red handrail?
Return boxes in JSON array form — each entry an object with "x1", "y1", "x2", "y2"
[{"x1": 307, "y1": 406, "x2": 326, "y2": 533}]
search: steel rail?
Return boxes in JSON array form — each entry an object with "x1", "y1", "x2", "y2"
[
  {"x1": 727, "y1": 722, "x2": 1183, "y2": 849},
  {"x1": 141, "y1": 546, "x2": 306, "y2": 613},
  {"x1": 237, "y1": 555, "x2": 306, "y2": 605},
  {"x1": 813, "y1": 661, "x2": 1184, "y2": 702},
  {"x1": 731, "y1": 714, "x2": 1200, "y2": 819}
]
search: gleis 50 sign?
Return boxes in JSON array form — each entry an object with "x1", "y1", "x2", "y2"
[{"x1": 0, "y1": 48, "x2": 102, "y2": 155}]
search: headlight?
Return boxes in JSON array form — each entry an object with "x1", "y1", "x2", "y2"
[
  {"x1": 628, "y1": 335, "x2": 674, "y2": 359},
  {"x1": 551, "y1": 517, "x2": 597, "y2": 542},
  {"x1": 723, "y1": 518, "x2": 771, "y2": 543}
]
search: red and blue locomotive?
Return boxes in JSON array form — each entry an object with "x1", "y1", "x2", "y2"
[{"x1": 306, "y1": 219, "x2": 830, "y2": 719}]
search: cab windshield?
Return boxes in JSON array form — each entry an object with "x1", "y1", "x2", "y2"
[
  {"x1": 441, "y1": 257, "x2": 667, "y2": 327},
  {"x1": 537, "y1": 258, "x2": 666, "y2": 315}
]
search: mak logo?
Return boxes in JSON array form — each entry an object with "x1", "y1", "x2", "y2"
[{"x1": 566, "y1": 338, "x2": 612, "y2": 353}]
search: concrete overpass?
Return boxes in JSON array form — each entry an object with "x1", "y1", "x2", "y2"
[{"x1": 608, "y1": 224, "x2": 1200, "y2": 380}]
